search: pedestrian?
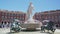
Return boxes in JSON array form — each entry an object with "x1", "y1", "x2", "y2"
[
  {"x1": 9, "y1": 22, "x2": 11, "y2": 28},
  {"x1": 4, "y1": 22, "x2": 6, "y2": 28},
  {"x1": 2, "y1": 22, "x2": 4, "y2": 28},
  {"x1": 7, "y1": 22, "x2": 9, "y2": 28},
  {"x1": 0, "y1": 23, "x2": 2, "y2": 28}
]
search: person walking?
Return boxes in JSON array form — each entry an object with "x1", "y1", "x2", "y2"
[
  {"x1": 0, "y1": 23, "x2": 1, "y2": 28},
  {"x1": 2, "y1": 22, "x2": 4, "y2": 28}
]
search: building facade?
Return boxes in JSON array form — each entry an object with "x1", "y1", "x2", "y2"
[
  {"x1": 0, "y1": 9, "x2": 26, "y2": 23},
  {"x1": 33, "y1": 10, "x2": 60, "y2": 26}
]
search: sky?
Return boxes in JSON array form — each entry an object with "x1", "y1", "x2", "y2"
[{"x1": 0, "y1": 0, "x2": 60, "y2": 14}]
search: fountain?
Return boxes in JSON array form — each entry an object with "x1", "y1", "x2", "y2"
[{"x1": 21, "y1": 2, "x2": 42, "y2": 30}]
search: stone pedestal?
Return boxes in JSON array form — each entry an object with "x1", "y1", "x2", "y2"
[{"x1": 54, "y1": 29, "x2": 60, "y2": 34}]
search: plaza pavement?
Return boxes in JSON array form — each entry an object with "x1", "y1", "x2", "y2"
[{"x1": 0, "y1": 28, "x2": 60, "y2": 34}]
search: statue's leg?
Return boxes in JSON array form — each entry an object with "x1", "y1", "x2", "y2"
[{"x1": 41, "y1": 26, "x2": 45, "y2": 32}]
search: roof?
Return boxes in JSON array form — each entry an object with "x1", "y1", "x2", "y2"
[{"x1": 0, "y1": 9, "x2": 26, "y2": 14}]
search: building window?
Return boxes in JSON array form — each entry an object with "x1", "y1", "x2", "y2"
[
  {"x1": 22, "y1": 18, "x2": 24, "y2": 21},
  {"x1": 13, "y1": 14, "x2": 16, "y2": 16},
  {"x1": 2, "y1": 13, "x2": 4, "y2": 16},
  {"x1": 10, "y1": 14, "x2": 13, "y2": 16},
  {"x1": 5, "y1": 16, "x2": 7, "y2": 19},
  {"x1": 2, "y1": 16, "x2": 7, "y2": 19},
  {"x1": 19, "y1": 18, "x2": 22, "y2": 20},
  {"x1": 2, "y1": 16, "x2": 4, "y2": 18},
  {"x1": 8, "y1": 17, "x2": 10, "y2": 19},
  {"x1": 7, "y1": 13, "x2": 10, "y2": 16},
  {"x1": 10, "y1": 17, "x2": 13, "y2": 19},
  {"x1": 18, "y1": 14, "x2": 20, "y2": 16}
]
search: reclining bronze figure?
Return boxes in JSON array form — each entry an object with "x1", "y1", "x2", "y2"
[{"x1": 41, "y1": 20, "x2": 56, "y2": 32}]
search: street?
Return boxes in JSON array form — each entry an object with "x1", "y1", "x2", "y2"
[{"x1": 0, "y1": 28, "x2": 59, "y2": 34}]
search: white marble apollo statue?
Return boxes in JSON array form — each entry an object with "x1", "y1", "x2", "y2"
[{"x1": 26, "y1": 2, "x2": 34, "y2": 20}]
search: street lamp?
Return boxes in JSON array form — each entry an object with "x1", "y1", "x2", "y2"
[{"x1": 48, "y1": 11, "x2": 50, "y2": 20}]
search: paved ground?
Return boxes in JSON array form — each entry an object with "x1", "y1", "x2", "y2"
[{"x1": 0, "y1": 28, "x2": 60, "y2": 34}]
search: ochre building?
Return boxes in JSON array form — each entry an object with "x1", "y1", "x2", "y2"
[
  {"x1": 0, "y1": 9, "x2": 26, "y2": 23},
  {"x1": 33, "y1": 10, "x2": 60, "y2": 26}
]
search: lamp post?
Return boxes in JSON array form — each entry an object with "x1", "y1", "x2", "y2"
[{"x1": 48, "y1": 11, "x2": 50, "y2": 21}]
